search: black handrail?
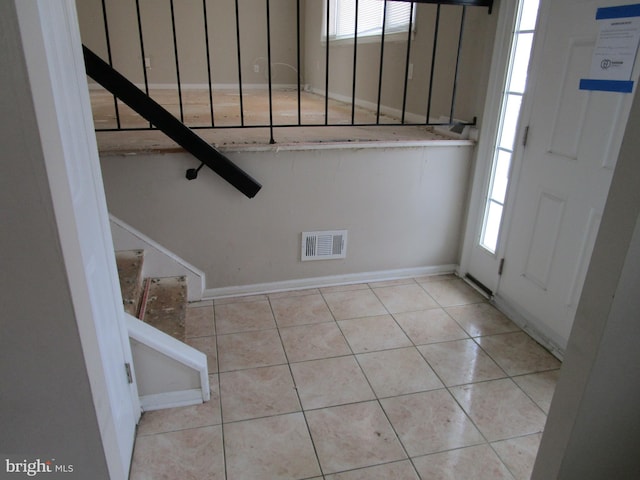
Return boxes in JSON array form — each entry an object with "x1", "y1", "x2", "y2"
[
  {"x1": 82, "y1": 45, "x2": 262, "y2": 198},
  {"x1": 397, "y1": 0, "x2": 492, "y2": 12}
]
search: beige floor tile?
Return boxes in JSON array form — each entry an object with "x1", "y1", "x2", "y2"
[
  {"x1": 217, "y1": 329, "x2": 286, "y2": 372},
  {"x1": 323, "y1": 289, "x2": 388, "y2": 320},
  {"x1": 268, "y1": 288, "x2": 320, "y2": 299},
  {"x1": 220, "y1": 365, "x2": 300, "y2": 422},
  {"x1": 492, "y1": 433, "x2": 542, "y2": 480},
  {"x1": 414, "y1": 273, "x2": 458, "y2": 284},
  {"x1": 338, "y1": 315, "x2": 412, "y2": 353},
  {"x1": 185, "y1": 305, "x2": 215, "y2": 338},
  {"x1": 291, "y1": 356, "x2": 375, "y2": 409},
  {"x1": 368, "y1": 278, "x2": 417, "y2": 288},
  {"x1": 373, "y1": 283, "x2": 439, "y2": 313},
  {"x1": 320, "y1": 283, "x2": 370, "y2": 294},
  {"x1": 137, "y1": 375, "x2": 221, "y2": 436},
  {"x1": 476, "y1": 332, "x2": 561, "y2": 376},
  {"x1": 412, "y1": 444, "x2": 514, "y2": 480},
  {"x1": 306, "y1": 401, "x2": 406, "y2": 474},
  {"x1": 357, "y1": 347, "x2": 443, "y2": 397},
  {"x1": 446, "y1": 303, "x2": 520, "y2": 337},
  {"x1": 224, "y1": 413, "x2": 321, "y2": 480},
  {"x1": 418, "y1": 339, "x2": 506, "y2": 386},
  {"x1": 188, "y1": 299, "x2": 214, "y2": 307},
  {"x1": 394, "y1": 308, "x2": 469, "y2": 345},
  {"x1": 214, "y1": 294, "x2": 269, "y2": 305},
  {"x1": 271, "y1": 293, "x2": 334, "y2": 327},
  {"x1": 450, "y1": 379, "x2": 547, "y2": 442},
  {"x1": 381, "y1": 389, "x2": 484, "y2": 457},
  {"x1": 185, "y1": 335, "x2": 218, "y2": 372},
  {"x1": 420, "y1": 278, "x2": 486, "y2": 306},
  {"x1": 130, "y1": 426, "x2": 224, "y2": 480},
  {"x1": 513, "y1": 370, "x2": 561, "y2": 413},
  {"x1": 214, "y1": 300, "x2": 276, "y2": 334},
  {"x1": 280, "y1": 322, "x2": 352, "y2": 362},
  {"x1": 133, "y1": 277, "x2": 564, "y2": 479},
  {"x1": 325, "y1": 460, "x2": 420, "y2": 479}
]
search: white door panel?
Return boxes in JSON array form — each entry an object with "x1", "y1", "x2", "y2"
[{"x1": 497, "y1": 0, "x2": 639, "y2": 349}]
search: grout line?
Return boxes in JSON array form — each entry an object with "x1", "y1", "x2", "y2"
[
  {"x1": 267, "y1": 295, "x2": 325, "y2": 478},
  {"x1": 211, "y1": 308, "x2": 228, "y2": 480},
  {"x1": 133, "y1": 276, "x2": 558, "y2": 479}
]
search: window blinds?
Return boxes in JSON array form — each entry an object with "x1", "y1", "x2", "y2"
[{"x1": 333, "y1": 0, "x2": 413, "y2": 39}]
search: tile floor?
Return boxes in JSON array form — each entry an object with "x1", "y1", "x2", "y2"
[{"x1": 129, "y1": 274, "x2": 561, "y2": 480}]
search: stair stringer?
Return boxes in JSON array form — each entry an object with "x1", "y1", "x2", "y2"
[
  {"x1": 110, "y1": 214, "x2": 205, "y2": 301},
  {"x1": 125, "y1": 313, "x2": 210, "y2": 411}
]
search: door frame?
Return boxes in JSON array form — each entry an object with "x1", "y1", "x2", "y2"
[
  {"x1": 458, "y1": 0, "x2": 520, "y2": 284},
  {"x1": 16, "y1": 1, "x2": 141, "y2": 477},
  {"x1": 459, "y1": 0, "x2": 551, "y2": 293}
]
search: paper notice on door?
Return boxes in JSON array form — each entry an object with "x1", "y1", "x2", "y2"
[{"x1": 580, "y1": 4, "x2": 640, "y2": 93}]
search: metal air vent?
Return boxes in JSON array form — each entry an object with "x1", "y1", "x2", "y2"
[{"x1": 301, "y1": 230, "x2": 347, "y2": 261}]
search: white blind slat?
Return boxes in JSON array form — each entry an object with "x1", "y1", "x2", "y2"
[{"x1": 332, "y1": 0, "x2": 412, "y2": 39}]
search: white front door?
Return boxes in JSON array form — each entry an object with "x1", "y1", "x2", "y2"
[{"x1": 492, "y1": 0, "x2": 640, "y2": 350}]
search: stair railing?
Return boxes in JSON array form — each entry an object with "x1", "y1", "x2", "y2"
[{"x1": 83, "y1": 45, "x2": 262, "y2": 199}]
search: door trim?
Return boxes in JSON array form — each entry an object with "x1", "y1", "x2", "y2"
[
  {"x1": 458, "y1": 0, "x2": 521, "y2": 277},
  {"x1": 16, "y1": 1, "x2": 140, "y2": 477}
]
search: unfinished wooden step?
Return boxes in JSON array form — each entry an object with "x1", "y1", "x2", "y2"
[
  {"x1": 140, "y1": 276, "x2": 187, "y2": 342},
  {"x1": 115, "y1": 249, "x2": 144, "y2": 316}
]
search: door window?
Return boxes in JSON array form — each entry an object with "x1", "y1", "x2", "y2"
[{"x1": 479, "y1": 0, "x2": 540, "y2": 253}]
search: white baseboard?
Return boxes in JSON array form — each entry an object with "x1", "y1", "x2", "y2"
[
  {"x1": 203, "y1": 264, "x2": 457, "y2": 300},
  {"x1": 139, "y1": 389, "x2": 205, "y2": 411},
  {"x1": 492, "y1": 295, "x2": 566, "y2": 361}
]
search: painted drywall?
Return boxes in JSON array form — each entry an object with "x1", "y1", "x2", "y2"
[
  {"x1": 532, "y1": 79, "x2": 640, "y2": 480},
  {"x1": 100, "y1": 144, "x2": 473, "y2": 290},
  {"x1": 0, "y1": 2, "x2": 110, "y2": 478},
  {"x1": 77, "y1": 0, "x2": 300, "y2": 86},
  {"x1": 304, "y1": 2, "x2": 497, "y2": 123}
]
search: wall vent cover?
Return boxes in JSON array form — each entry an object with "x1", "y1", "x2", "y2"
[{"x1": 301, "y1": 230, "x2": 347, "y2": 261}]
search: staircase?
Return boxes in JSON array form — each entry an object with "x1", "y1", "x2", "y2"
[
  {"x1": 116, "y1": 249, "x2": 187, "y2": 342},
  {"x1": 115, "y1": 248, "x2": 208, "y2": 411}
]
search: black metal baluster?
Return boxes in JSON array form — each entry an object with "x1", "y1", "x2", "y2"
[
  {"x1": 449, "y1": 6, "x2": 466, "y2": 123},
  {"x1": 266, "y1": 0, "x2": 275, "y2": 143},
  {"x1": 296, "y1": 0, "x2": 301, "y2": 125},
  {"x1": 234, "y1": 0, "x2": 245, "y2": 126},
  {"x1": 351, "y1": 0, "x2": 359, "y2": 124},
  {"x1": 325, "y1": 0, "x2": 330, "y2": 125},
  {"x1": 169, "y1": 0, "x2": 184, "y2": 123},
  {"x1": 100, "y1": 0, "x2": 121, "y2": 129},
  {"x1": 401, "y1": 2, "x2": 415, "y2": 124},
  {"x1": 426, "y1": 3, "x2": 440, "y2": 125},
  {"x1": 376, "y1": 0, "x2": 388, "y2": 124},
  {"x1": 134, "y1": 0, "x2": 151, "y2": 128},
  {"x1": 202, "y1": 0, "x2": 215, "y2": 127}
]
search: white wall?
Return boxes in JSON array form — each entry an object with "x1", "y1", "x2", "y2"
[
  {"x1": 303, "y1": 1, "x2": 497, "y2": 123},
  {"x1": 77, "y1": 0, "x2": 300, "y2": 86},
  {"x1": 100, "y1": 143, "x2": 474, "y2": 292}
]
